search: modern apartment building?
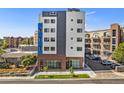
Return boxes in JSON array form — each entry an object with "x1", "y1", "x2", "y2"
[
  {"x1": 38, "y1": 8, "x2": 85, "y2": 70},
  {"x1": 85, "y1": 23, "x2": 124, "y2": 60},
  {"x1": 3, "y1": 36, "x2": 34, "y2": 48}
]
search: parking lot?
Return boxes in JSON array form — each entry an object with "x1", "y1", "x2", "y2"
[{"x1": 85, "y1": 58, "x2": 113, "y2": 71}]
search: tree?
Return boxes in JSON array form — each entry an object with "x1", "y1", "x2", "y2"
[
  {"x1": 21, "y1": 55, "x2": 36, "y2": 67},
  {"x1": 2, "y1": 40, "x2": 8, "y2": 49},
  {"x1": 0, "y1": 49, "x2": 6, "y2": 54},
  {"x1": 0, "y1": 39, "x2": 3, "y2": 48},
  {"x1": 43, "y1": 66, "x2": 48, "y2": 72},
  {"x1": 112, "y1": 43, "x2": 124, "y2": 63}
]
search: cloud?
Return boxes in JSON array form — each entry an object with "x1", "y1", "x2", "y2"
[{"x1": 86, "y1": 11, "x2": 96, "y2": 16}]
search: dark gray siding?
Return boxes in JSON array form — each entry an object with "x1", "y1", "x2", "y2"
[
  {"x1": 57, "y1": 11, "x2": 66, "y2": 55},
  {"x1": 42, "y1": 11, "x2": 57, "y2": 17}
]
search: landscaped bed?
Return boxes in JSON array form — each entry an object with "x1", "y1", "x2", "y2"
[{"x1": 34, "y1": 74, "x2": 90, "y2": 79}]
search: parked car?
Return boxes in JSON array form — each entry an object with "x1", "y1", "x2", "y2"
[
  {"x1": 101, "y1": 60, "x2": 112, "y2": 65},
  {"x1": 85, "y1": 54, "x2": 90, "y2": 59},
  {"x1": 92, "y1": 57, "x2": 101, "y2": 61},
  {"x1": 89, "y1": 55, "x2": 95, "y2": 60},
  {"x1": 111, "y1": 63, "x2": 120, "y2": 69}
]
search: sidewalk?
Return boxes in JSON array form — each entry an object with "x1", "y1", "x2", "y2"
[{"x1": 0, "y1": 76, "x2": 33, "y2": 80}]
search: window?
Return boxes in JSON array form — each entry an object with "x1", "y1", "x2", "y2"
[
  {"x1": 77, "y1": 47, "x2": 82, "y2": 51},
  {"x1": 51, "y1": 47, "x2": 55, "y2": 51},
  {"x1": 69, "y1": 59, "x2": 80, "y2": 69},
  {"x1": 71, "y1": 19, "x2": 73, "y2": 22},
  {"x1": 71, "y1": 37, "x2": 73, "y2": 40},
  {"x1": 44, "y1": 28, "x2": 49, "y2": 33},
  {"x1": 50, "y1": 12, "x2": 56, "y2": 15},
  {"x1": 51, "y1": 19, "x2": 55, "y2": 23},
  {"x1": 71, "y1": 28, "x2": 73, "y2": 31},
  {"x1": 112, "y1": 29, "x2": 116, "y2": 37},
  {"x1": 44, "y1": 37, "x2": 49, "y2": 42},
  {"x1": 77, "y1": 28, "x2": 82, "y2": 33},
  {"x1": 77, "y1": 19, "x2": 83, "y2": 24},
  {"x1": 77, "y1": 37, "x2": 82, "y2": 42},
  {"x1": 112, "y1": 38, "x2": 116, "y2": 44},
  {"x1": 51, "y1": 28, "x2": 55, "y2": 33},
  {"x1": 44, "y1": 19, "x2": 49, "y2": 23},
  {"x1": 44, "y1": 47, "x2": 49, "y2": 51},
  {"x1": 51, "y1": 37, "x2": 55, "y2": 42},
  {"x1": 47, "y1": 60, "x2": 61, "y2": 69},
  {"x1": 70, "y1": 47, "x2": 73, "y2": 49},
  {"x1": 112, "y1": 46, "x2": 116, "y2": 51}
]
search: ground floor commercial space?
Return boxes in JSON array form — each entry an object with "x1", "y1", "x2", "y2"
[{"x1": 38, "y1": 54, "x2": 84, "y2": 70}]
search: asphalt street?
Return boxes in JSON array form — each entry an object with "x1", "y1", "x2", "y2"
[{"x1": 0, "y1": 79, "x2": 124, "y2": 84}]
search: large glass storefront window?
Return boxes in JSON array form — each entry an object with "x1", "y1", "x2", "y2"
[
  {"x1": 46, "y1": 60, "x2": 61, "y2": 69},
  {"x1": 68, "y1": 59, "x2": 80, "y2": 69}
]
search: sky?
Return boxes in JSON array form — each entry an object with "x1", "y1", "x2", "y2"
[{"x1": 0, "y1": 8, "x2": 124, "y2": 38}]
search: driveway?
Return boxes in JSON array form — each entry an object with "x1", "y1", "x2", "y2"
[
  {"x1": 85, "y1": 58, "x2": 124, "y2": 79},
  {"x1": 85, "y1": 58, "x2": 113, "y2": 71}
]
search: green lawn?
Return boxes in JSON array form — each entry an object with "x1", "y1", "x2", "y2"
[{"x1": 34, "y1": 74, "x2": 90, "y2": 79}]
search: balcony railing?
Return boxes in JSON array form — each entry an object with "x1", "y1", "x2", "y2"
[
  {"x1": 93, "y1": 46, "x2": 101, "y2": 50},
  {"x1": 93, "y1": 37, "x2": 100, "y2": 40},
  {"x1": 103, "y1": 36, "x2": 110, "y2": 39},
  {"x1": 85, "y1": 42, "x2": 91, "y2": 44},
  {"x1": 93, "y1": 42, "x2": 101, "y2": 45},
  {"x1": 104, "y1": 42, "x2": 110, "y2": 45},
  {"x1": 85, "y1": 37, "x2": 90, "y2": 39}
]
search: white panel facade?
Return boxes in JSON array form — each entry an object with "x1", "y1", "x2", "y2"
[
  {"x1": 66, "y1": 11, "x2": 85, "y2": 57},
  {"x1": 42, "y1": 17, "x2": 57, "y2": 54}
]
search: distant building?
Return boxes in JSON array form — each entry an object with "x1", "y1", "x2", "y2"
[
  {"x1": 34, "y1": 31, "x2": 38, "y2": 46},
  {"x1": 18, "y1": 45, "x2": 37, "y2": 52},
  {"x1": 3, "y1": 36, "x2": 34, "y2": 48}
]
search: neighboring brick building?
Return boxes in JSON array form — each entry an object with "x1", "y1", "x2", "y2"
[{"x1": 85, "y1": 23, "x2": 124, "y2": 60}]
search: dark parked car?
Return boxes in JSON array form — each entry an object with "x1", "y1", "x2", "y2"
[
  {"x1": 111, "y1": 63, "x2": 120, "y2": 69},
  {"x1": 92, "y1": 57, "x2": 101, "y2": 61},
  {"x1": 101, "y1": 60, "x2": 112, "y2": 65}
]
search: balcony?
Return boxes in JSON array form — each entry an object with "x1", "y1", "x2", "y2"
[
  {"x1": 93, "y1": 48, "x2": 101, "y2": 50},
  {"x1": 104, "y1": 42, "x2": 110, "y2": 45},
  {"x1": 92, "y1": 50, "x2": 101, "y2": 55},
  {"x1": 85, "y1": 36, "x2": 90, "y2": 39},
  {"x1": 85, "y1": 39, "x2": 91, "y2": 44},
  {"x1": 85, "y1": 34, "x2": 90, "y2": 39},
  {"x1": 93, "y1": 46, "x2": 101, "y2": 50},
  {"x1": 103, "y1": 36, "x2": 110, "y2": 39},
  {"x1": 103, "y1": 45, "x2": 110, "y2": 50},
  {"x1": 85, "y1": 42, "x2": 91, "y2": 44},
  {"x1": 93, "y1": 42, "x2": 101, "y2": 45},
  {"x1": 85, "y1": 44, "x2": 91, "y2": 49},
  {"x1": 93, "y1": 37, "x2": 100, "y2": 40}
]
